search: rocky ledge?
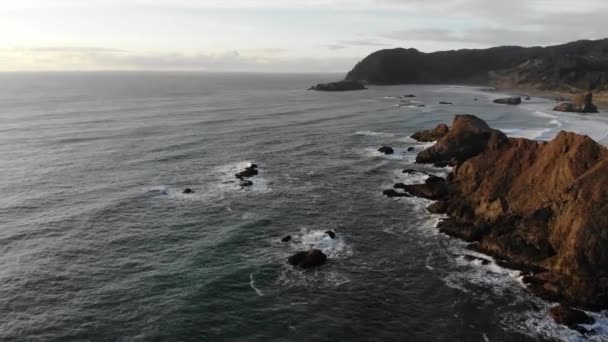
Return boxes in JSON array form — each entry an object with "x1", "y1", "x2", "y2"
[
  {"x1": 308, "y1": 80, "x2": 367, "y2": 92},
  {"x1": 410, "y1": 123, "x2": 449, "y2": 142},
  {"x1": 554, "y1": 92, "x2": 599, "y2": 113},
  {"x1": 409, "y1": 115, "x2": 608, "y2": 312}
]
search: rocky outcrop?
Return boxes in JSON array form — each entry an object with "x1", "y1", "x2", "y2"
[
  {"x1": 493, "y1": 97, "x2": 522, "y2": 105},
  {"x1": 288, "y1": 249, "x2": 327, "y2": 268},
  {"x1": 410, "y1": 123, "x2": 449, "y2": 142},
  {"x1": 309, "y1": 80, "x2": 366, "y2": 92},
  {"x1": 549, "y1": 305, "x2": 594, "y2": 332},
  {"x1": 414, "y1": 115, "x2": 507, "y2": 166},
  {"x1": 344, "y1": 39, "x2": 608, "y2": 92},
  {"x1": 378, "y1": 146, "x2": 394, "y2": 155},
  {"x1": 554, "y1": 92, "x2": 599, "y2": 113},
  {"x1": 236, "y1": 164, "x2": 259, "y2": 180},
  {"x1": 410, "y1": 115, "x2": 608, "y2": 310}
]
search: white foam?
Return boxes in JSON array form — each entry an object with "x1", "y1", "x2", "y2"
[
  {"x1": 214, "y1": 161, "x2": 272, "y2": 194},
  {"x1": 500, "y1": 128, "x2": 553, "y2": 140},
  {"x1": 436, "y1": 243, "x2": 608, "y2": 340},
  {"x1": 276, "y1": 265, "x2": 351, "y2": 289},
  {"x1": 287, "y1": 229, "x2": 352, "y2": 259},
  {"x1": 399, "y1": 136, "x2": 437, "y2": 147},
  {"x1": 355, "y1": 131, "x2": 396, "y2": 138},
  {"x1": 362, "y1": 147, "x2": 417, "y2": 162},
  {"x1": 274, "y1": 228, "x2": 353, "y2": 288},
  {"x1": 249, "y1": 273, "x2": 264, "y2": 296},
  {"x1": 501, "y1": 308, "x2": 591, "y2": 342},
  {"x1": 549, "y1": 119, "x2": 563, "y2": 127},
  {"x1": 533, "y1": 110, "x2": 558, "y2": 119},
  {"x1": 147, "y1": 185, "x2": 170, "y2": 195}
]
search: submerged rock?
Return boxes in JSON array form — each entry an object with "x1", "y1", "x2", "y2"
[
  {"x1": 182, "y1": 188, "x2": 195, "y2": 194},
  {"x1": 288, "y1": 249, "x2": 327, "y2": 268},
  {"x1": 378, "y1": 146, "x2": 394, "y2": 155},
  {"x1": 439, "y1": 101, "x2": 453, "y2": 105},
  {"x1": 281, "y1": 235, "x2": 292, "y2": 243},
  {"x1": 553, "y1": 92, "x2": 598, "y2": 113},
  {"x1": 383, "y1": 189, "x2": 411, "y2": 198},
  {"x1": 239, "y1": 180, "x2": 253, "y2": 187},
  {"x1": 493, "y1": 96, "x2": 522, "y2": 105},
  {"x1": 308, "y1": 80, "x2": 366, "y2": 92},
  {"x1": 407, "y1": 147, "x2": 415, "y2": 152},
  {"x1": 325, "y1": 231, "x2": 336, "y2": 239}
]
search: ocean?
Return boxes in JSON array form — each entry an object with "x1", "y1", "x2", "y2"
[{"x1": 1, "y1": 72, "x2": 607, "y2": 341}]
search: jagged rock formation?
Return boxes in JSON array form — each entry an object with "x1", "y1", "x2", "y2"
[
  {"x1": 345, "y1": 39, "x2": 608, "y2": 93},
  {"x1": 410, "y1": 115, "x2": 608, "y2": 310},
  {"x1": 410, "y1": 124, "x2": 449, "y2": 142}
]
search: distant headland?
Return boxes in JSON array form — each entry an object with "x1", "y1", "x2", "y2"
[{"x1": 343, "y1": 38, "x2": 608, "y2": 101}]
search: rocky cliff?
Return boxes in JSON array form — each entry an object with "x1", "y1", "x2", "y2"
[
  {"x1": 410, "y1": 115, "x2": 608, "y2": 309},
  {"x1": 345, "y1": 39, "x2": 608, "y2": 92}
]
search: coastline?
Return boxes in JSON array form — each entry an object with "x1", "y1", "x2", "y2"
[
  {"x1": 396, "y1": 114, "x2": 608, "y2": 331},
  {"x1": 493, "y1": 85, "x2": 608, "y2": 110}
]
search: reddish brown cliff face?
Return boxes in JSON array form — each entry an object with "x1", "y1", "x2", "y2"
[{"x1": 412, "y1": 115, "x2": 608, "y2": 309}]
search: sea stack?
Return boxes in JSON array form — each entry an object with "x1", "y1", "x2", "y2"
[{"x1": 554, "y1": 92, "x2": 598, "y2": 113}]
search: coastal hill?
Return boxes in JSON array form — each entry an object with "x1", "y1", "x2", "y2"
[{"x1": 345, "y1": 39, "x2": 608, "y2": 93}]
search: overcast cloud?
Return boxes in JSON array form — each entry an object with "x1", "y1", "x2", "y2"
[{"x1": 1, "y1": 0, "x2": 606, "y2": 71}]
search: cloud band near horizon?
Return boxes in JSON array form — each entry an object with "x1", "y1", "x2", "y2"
[{"x1": 1, "y1": 0, "x2": 606, "y2": 72}]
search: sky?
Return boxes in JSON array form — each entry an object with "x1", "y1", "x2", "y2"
[{"x1": 1, "y1": 0, "x2": 607, "y2": 72}]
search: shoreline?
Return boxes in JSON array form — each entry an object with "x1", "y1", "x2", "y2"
[
  {"x1": 394, "y1": 114, "x2": 608, "y2": 331},
  {"x1": 493, "y1": 86, "x2": 608, "y2": 110}
]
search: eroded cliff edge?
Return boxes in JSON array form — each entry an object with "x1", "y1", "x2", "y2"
[{"x1": 409, "y1": 115, "x2": 608, "y2": 309}]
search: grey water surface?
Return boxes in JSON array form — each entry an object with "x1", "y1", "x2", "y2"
[{"x1": 1, "y1": 72, "x2": 607, "y2": 341}]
